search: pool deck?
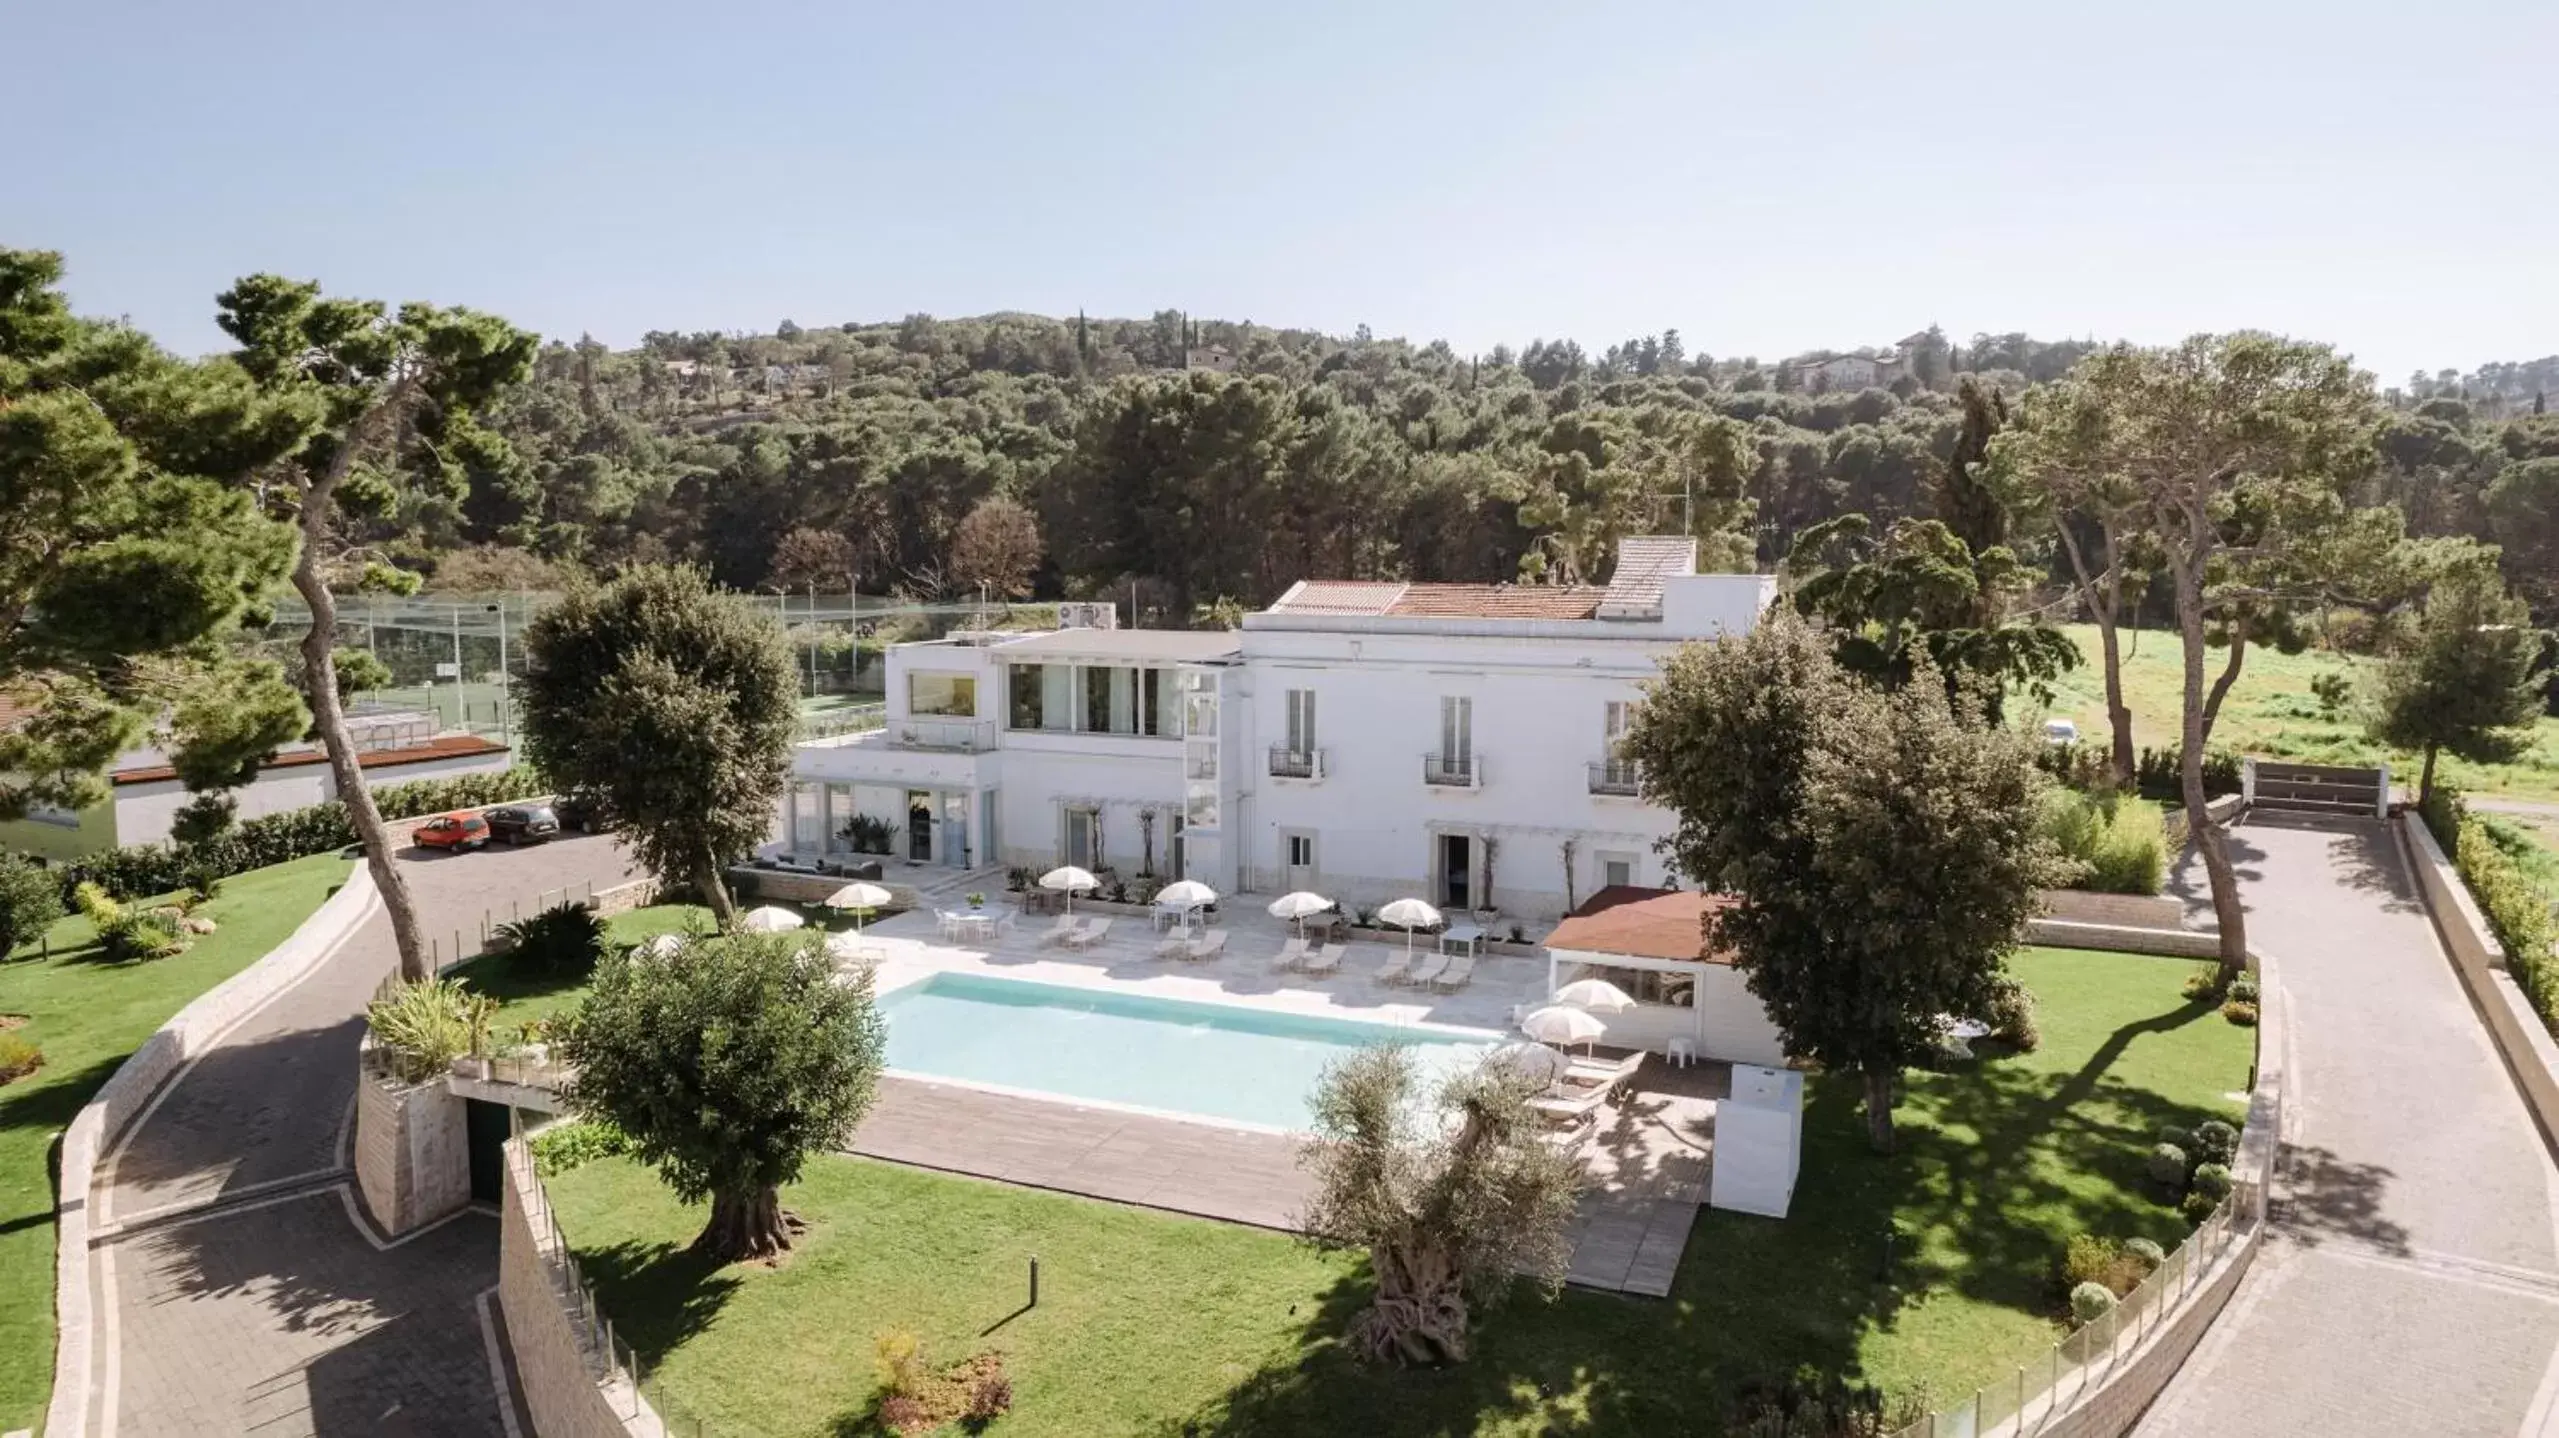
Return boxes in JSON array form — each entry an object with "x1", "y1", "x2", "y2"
[{"x1": 836, "y1": 901, "x2": 1719, "y2": 1297}]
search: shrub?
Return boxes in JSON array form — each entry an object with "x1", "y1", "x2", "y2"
[
  {"x1": 2037, "y1": 789, "x2": 2167, "y2": 895},
  {"x1": 0, "y1": 1032, "x2": 41, "y2": 1085},
  {"x1": 0, "y1": 851, "x2": 65, "y2": 957},
  {"x1": 2191, "y1": 1119, "x2": 2240, "y2": 1167},
  {"x1": 1726, "y1": 1373, "x2": 1924, "y2": 1438},
  {"x1": 965, "y1": 1370, "x2": 1014, "y2": 1423},
  {"x1": 2147, "y1": 1142, "x2": 2191, "y2": 1190},
  {"x1": 876, "y1": 1394, "x2": 929, "y2": 1434},
  {"x1": 2134, "y1": 746, "x2": 2243, "y2": 803},
  {"x1": 2069, "y1": 1282, "x2": 2118, "y2": 1325},
  {"x1": 2062, "y1": 1233, "x2": 2118, "y2": 1291},
  {"x1": 495, "y1": 903, "x2": 606, "y2": 977},
  {"x1": 2226, "y1": 971, "x2": 2261, "y2": 1004},
  {"x1": 2181, "y1": 1189, "x2": 2222, "y2": 1222},
  {"x1": 2310, "y1": 671, "x2": 2354, "y2": 714},
  {"x1": 529, "y1": 1120, "x2": 632, "y2": 1176},
  {"x1": 874, "y1": 1329, "x2": 927, "y2": 1396},
  {"x1": 2181, "y1": 965, "x2": 2222, "y2": 1002},
  {"x1": 2426, "y1": 788, "x2": 2559, "y2": 1029},
  {"x1": 2191, "y1": 1162, "x2": 2234, "y2": 1202},
  {"x1": 366, "y1": 978, "x2": 495, "y2": 1083},
  {"x1": 2221, "y1": 999, "x2": 2260, "y2": 1026},
  {"x1": 1985, "y1": 975, "x2": 2040, "y2": 1051},
  {"x1": 2123, "y1": 1236, "x2": 2167, "y2": 1274},
  {"x1": 75, "y1": 882, "x2": 186, "y2": 961},
  {"x1": 2158, "y1": 1124, "x2": 2194, "y2": 1155}
]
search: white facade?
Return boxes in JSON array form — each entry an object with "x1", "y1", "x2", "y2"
[{"x1": 781, "y1": 539, "x2": 1774, "y2": 924}]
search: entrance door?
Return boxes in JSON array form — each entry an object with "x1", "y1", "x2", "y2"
[
  {"x1": 942, "y1": 792, "x2": 970, "y2": 869},
  {"x1": 1064, "y1": 807, "x2": 1099, "y2": 870},
  {"x1": 1283, "y1": 831, "x2": 1317, "y2": 893},
  {"x1": 906, "y1": 790, "x2": 934, "y2": 863},
  {"x1": 464, "y1": 1099, "x2": 511, "y2": 1204},
  {"x1": 1439, "y1": 834, "x2": 1471, "y2": 911}
]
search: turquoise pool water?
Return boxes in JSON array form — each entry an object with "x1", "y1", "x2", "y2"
[{"x1": 878, "y1": 972, "x2": 1498, "y2": 1130}]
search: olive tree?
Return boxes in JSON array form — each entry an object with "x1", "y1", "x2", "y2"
[
  {"x1": 518, "y1": 564, "x2": 798, "y2": 927},
  {"x1": 561, "y1": 930, "x2": 885, "y2": 1262},
  {"x1": 1622, "y1": 611, "x2": 2065, "y2": 1151},
  {"x1": 1296, "y1": 1046, "x2": 1580, "y2": 1365}
]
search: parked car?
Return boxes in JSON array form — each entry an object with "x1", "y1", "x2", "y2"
[
  {"x1": 486, "y1": 804, "x2": 561, "y2": 845},
  {"x1": 554, "y1": 791, "x2": 610, "y2": 834},
  {"x1": 413, "y1": 812, "x2": 491, "y2": 851}
]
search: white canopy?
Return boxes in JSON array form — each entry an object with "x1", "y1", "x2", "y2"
[
  {"x1": 1521, "y1": 1004, "x2": 1607, "y2": 1051},
  {"x1": 1377, "y1": 897, "x2": 1442, "y2": 953},
  {"x1": 1553, "y1": 977, "x2": 1638, "y2": 1014},
  {"x1": 826, "y1": 881, "x2": 894, "y2": 911},
  {"x1": 1267, "y1": 890, "x2": 1333, "y2": 936},
  {"x1": 738, "y1": 906, "x2": 805, "y2": 933},
  {"x1": 1155, "y1": 879, "x2": 1217, "y2": 910},
  {"x1": 1040, "y1": 865, "x2": 1099, "y2": 914}
]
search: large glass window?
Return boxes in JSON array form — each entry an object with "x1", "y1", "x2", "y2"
[
  {"x1": 1009, "y1": 664, "x2": 1070, "y2": 731},
  {"x1": 909, "y1": 671, "x2": 976, "y2": 717}
]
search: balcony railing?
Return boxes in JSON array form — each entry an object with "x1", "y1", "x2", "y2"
[
  {"x1": 1422, "y1": 752, "x2": 1481, "y2": 789},
  {"x1": 888, "y1": 717, "x2": 996, "y2": 753},
  {"x1": 1588, "y1": 758, "x2": 1643, "y2": 796},
  {"x1": 1268, "y1": 745, "x2": 1326, "y2": 780}
]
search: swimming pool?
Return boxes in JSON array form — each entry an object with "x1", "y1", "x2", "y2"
[{"x1": 877, "y1": 972, "x2": 1499, "y2": 1131}]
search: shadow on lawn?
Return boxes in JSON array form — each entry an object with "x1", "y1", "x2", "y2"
[
  {"x1": 575, "y1": 1236, "x2": 746, "y2": 1359},
  {"x1": 1173, "y1": 993, "x2": 2243, "y2": 1437}
]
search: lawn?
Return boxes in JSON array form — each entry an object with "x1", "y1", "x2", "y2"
[
  {"x1": 545, "y1": 946, "x2": 2253, "y2": 1437},
  {"x1": 0, "y1": 851, "x2": 354, "y2": 1432},
  {"x1": 450, "y1": 901, "x2": 715, "y2": 1031},
  {"x1": 2038, "y1": 623, "x2": 2559, "y2": 803}
]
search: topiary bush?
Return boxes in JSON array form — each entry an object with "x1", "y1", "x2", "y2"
[
  {"x1": 2158, "y1": 1124, "x2": 2194, "y2": 1155},
  {"x1": 2221, "y1": 999, "x2": 2260, "y2": 1026},
  {"x1": 2069, "y1": 1282, "x2": 2118, "y2": 1325},
  {"x1": 2180, "y1": 1189, "x2": 2221, "y2": 1222},
  {"x1": 2123, "y1": 1236, "x2": 2166, "y2": 1275},
  {"x1": 2147, "y1": 1142, "x2": 2191, "y2": 1191},
  {"x1": 2189, "y1": 1162, "x2": 2234, "y2": 1203},
  {"x1": 2191, "y1": 1119, "x2": 2240, "y2": 1168},
  {"x1": 2226, "y1": 971, "x2": 2261, "y2": 1004},
  {"x1": 2181, "y1": 965, "x2": 2222, "y2": 1003},
  {"x1": 495, "y1": 902, "x2": 607, "y2": 977},
  {"x1": 1986, "y1": 974, "x2": 2040, "y2": 1052}
]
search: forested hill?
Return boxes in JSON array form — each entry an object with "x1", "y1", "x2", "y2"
[{"x1": 408, "y1": 310, "x2": 2556, "y2": 626}]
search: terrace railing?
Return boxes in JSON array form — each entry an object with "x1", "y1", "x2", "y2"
[
  {"x1": 1267, "y1": 745, "x2": 1326, "y2": 780},
  {"x1": 798, "y1": 702, "x2": 886, "y2": 742},
  {"x1": 1587, "y1": 758, "x2": 1642, "y2": 796},
  {"x1": 887, "y1": 716, "x2": 996, "y2": 753},
  {"x1": 1422, "y1": 752, "x2": 1481, "y2": 789}
]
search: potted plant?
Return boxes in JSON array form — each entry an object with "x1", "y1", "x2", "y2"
[{"x1": 966, "y1": 891, "x2": 986, "y2": 911}]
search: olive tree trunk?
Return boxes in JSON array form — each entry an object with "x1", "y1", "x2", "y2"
[
  {"x1": 1354, "y1": 1236, "x2": 1472, "y2": 1365},
  {"x1": 692, "y1": 1184, "x2": 801, "y2": 1263},
  {"x1": 292, "y1": 495, "x2": 432, "y2": 983},
  {"x1": 694, "y1": 848, "x2": 738, "y2": 930}
]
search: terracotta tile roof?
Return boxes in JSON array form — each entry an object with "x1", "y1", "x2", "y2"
[
  {"x1": 1269, "y1": 581, "x2": 1407, "y2": 616},
  {"x1": 1598, "y1": 536, "x2": 1697, "y2": 617},
  {"x1": 111, "y1": 733, "x2": 509, "y2": 786},
  {"x1": 1542, "y1": 886, "x2": 1739, "y2": 965}
]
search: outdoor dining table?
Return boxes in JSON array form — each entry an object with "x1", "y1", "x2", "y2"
[
  {"x1": 949, "y1": 908, "x2": 1002, "y2": 942},
  {"x1": 1440, "y1": 922, "x2": 1486, "y2": 957}
]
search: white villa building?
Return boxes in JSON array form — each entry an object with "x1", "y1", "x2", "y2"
[{"x1": 780, "y1": 537, "x2": 1774, "y2": 925}]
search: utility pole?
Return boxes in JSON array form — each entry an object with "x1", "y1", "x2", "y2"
[{"x1": 488, "y1": 601, "x2": 510, "y2": 747}]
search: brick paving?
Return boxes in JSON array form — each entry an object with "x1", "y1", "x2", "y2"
[
  {"x1": 85, "y1": 834, "x2": 636, "y2": 1438},
  {"x1": 2137, "y1": 815, "x2": 2559, "y2": 1437}
]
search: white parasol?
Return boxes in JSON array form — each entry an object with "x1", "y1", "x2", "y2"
[
  {"x1": 1154, "y1": 878, "x2": 1218, "y2": 935},
  {"x1": 1266, "y1": 890, "x2": 1333, "y2": 937},
  {"x1": 1482, "y1": 1040, "x2": 1572, "y2": 1086},
  {"x1": 1552, "y1": 978, "x2": 1638, "y2": 1013},
  {"x1": 1376, "y1": 897, "x2": 1443, "y2": 955},
  {"x1": 1521, "y1": 1004, "x2": 1607, "y2": 1052},
  {"x1": 1039, "y1": 865, "x2": 1099, "y2": 915},
  {"x1": 825, "y1": 881, "x2": 895, "y2": 934},
  {"x1": 738, "y1": 906, "x2": 805, "y2": 933}
]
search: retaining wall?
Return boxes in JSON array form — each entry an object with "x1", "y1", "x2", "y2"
[
  {"x1": 351, "y1": 1060, "x2": 471, "y2": 1236},
  {"x1": 43, "y1": 863, "x2": 380, "y2": 1438},
  {"x1": 2398, "y1": 812, "x2": 2559, "y2": 1156},
  {"x1": 2026, "y1": 919, "x2": 2222, "y2": 960},
  {"x1": 498, "y1": 1140, "x2": 664, "y2": 1438}
]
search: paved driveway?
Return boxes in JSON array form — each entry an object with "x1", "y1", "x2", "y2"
[
  {"x1": 2139, "y1": 814, "x2": 2559, "y2": 1437},
  {"x1": 79, "y1": 832, "x2": 636, "y2": 1438}
]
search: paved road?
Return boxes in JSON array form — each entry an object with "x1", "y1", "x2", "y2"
[
  {"x1": 2139, "y1": 814, "x2": 2559, "y2": 1437},
  {"x1": 79, "y1": 832, "x2": 636, "y2": 1438}
]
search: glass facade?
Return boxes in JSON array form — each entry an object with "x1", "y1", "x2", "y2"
[
  {"x1": 1007, "y1": 662, "x2": 1181, "y2": 737},
  {"x1": 908, "y1": 671, "x2": 977, "y2": 717}
]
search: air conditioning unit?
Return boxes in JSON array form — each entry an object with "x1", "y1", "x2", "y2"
[{"x1": 1057, "y1": 601, "x2": 1119, "y2": 630}]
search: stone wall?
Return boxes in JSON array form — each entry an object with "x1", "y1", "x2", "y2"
[
  {"x1": 2026, "y1": 918, "x2": 2223, "y2": 960},
  {"x1": 588, "y1": 877, "x2": 661, "y2": 918},
  {"x1": 351, "y1": 1060, "x2": 471, "y2": 1236},
  {"x1": 45, "y1": 865, "x2": 381, "y2": 1438},
  {"x1": 2399, "y1": 812, "x2": 2559, "y2": 1154},
  {"x1": 498, "y1": 1139, "x2": 666, "y2": 1438},
  {"x1": 2039, "y1": 889, "x2": 2194, "y2": 931},
  {"x1": 2038, "y1": 1224, "x2": 2263, "y2": 1438}
]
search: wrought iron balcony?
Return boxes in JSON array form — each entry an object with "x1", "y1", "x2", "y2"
[
  {"x1": 1422, "y1": 752, "x2": 1481, "y2": 789},
  {"x1": 1268, "y1": 745, "x2": 1326, "y2": 780},
  {"x1": 1587, "y1": 758, "x2": 1643, "y2": 796}
]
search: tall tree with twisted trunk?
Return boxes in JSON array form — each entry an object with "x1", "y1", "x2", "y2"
[
  {"x1": 2003, "y1": 335, "x2": 2380, "y2": 985},
  {"x1": 217, "y1": 275, "x2": 537, "y2": 981}
]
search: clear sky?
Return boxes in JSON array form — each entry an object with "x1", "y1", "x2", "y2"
[{"x1": 17, "y1": 0, "x2": 2554, "y2": 383}]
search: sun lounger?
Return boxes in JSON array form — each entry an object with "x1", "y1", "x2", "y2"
[
  {"x1": 1182, "y1": 930, "x2": 1229, "y2": 963},
  {"x1": 1039, "y1": 913, "x2": 1079, "y2": 946},
  {"x1": 1374, "y1": 950, "x2": 1413, "y2": 985},
  {"x1": 1406, "y1": 953, "x2": 1450, "y2": 988},
  {"x1": 1154, "y1": 932, "x2": 1189, "y2": 959},
  {"x1": 1428, "y1": 954, "x2": 1475, "y2": 992},
  {"x1": 1270, "y1": 936, "x2": 1310, "y2": 972},
  {"x1": 1528, "y1": 1083, "x2": 1612, "y2": 1129},
  {"x1": 1300, "y1": 943, "x2": 1345, "y2": 978},
  {"x1": 1563, "y1": 1050, "x2": 1646, "y2": 1097},
  {"x1": 1063, "y1": 916, "x2": 1113, "y2": 950}
]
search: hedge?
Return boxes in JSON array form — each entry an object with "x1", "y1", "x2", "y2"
[
  {"x1": 2035, "y1": 742, "x2": 2244, "y2": 803},
  {"x1": 53, "y1": 764, "x2": 549, "y2": 901},
  {"x1": 2423, "y1": 785, "x2": 2559, "y2": 1032}
]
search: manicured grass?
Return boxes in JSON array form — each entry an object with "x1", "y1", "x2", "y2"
[
  {"x1": 547, "y1": 946, "x2": 2252, "y2": 1436},
  {"x1": 2040, "y1": 623, "x2": 2559, "y2": 803},
  {"x1": 0, "y1": 852, "x2": 354, "y2": 1432},
  {"x1": 451, "y1": 901, "x2": 715, "y2": 1031}
]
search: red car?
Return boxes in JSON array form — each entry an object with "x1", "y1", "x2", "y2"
[{"x1": 414, "y1": 812, "x2": 491, "y2": 852}]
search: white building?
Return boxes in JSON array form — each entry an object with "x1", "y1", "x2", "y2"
[{"x1": 780, "y1": 537, "x2": 1774, "y2": 924}]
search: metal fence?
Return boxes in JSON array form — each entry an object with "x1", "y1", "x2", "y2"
[
  {"x1": 1884, "y1": 1131, "x2": 2274, "y2": 1438},
  {"x1": 507, "y1": 1123, "x2": 717, "y2": 1437}
]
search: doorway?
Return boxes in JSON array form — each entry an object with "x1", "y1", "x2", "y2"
[
  {"x1": 464, "y1": 1099, "x2": 511, "y2": 1205},
  {"x1": 1283, "y1": 830, "x2": 1317, "y2": 893},
  {"x1": 906, "y1": 790, "x2": 934, "y2": 863},
  {"x1": 1439, "y1": 833, "x2": 1472, "y2": 911}
]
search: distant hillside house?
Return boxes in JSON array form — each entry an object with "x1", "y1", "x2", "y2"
[
  {"x1": 1787, "y1": 351, "x2": 1907, "y2": 392},
  {"x1": 0, "y1": 709, "x2": 513, "y2": 860},
  {"x1": 1185, "y1": 344, "x2": 1238, "y2": 374}
]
